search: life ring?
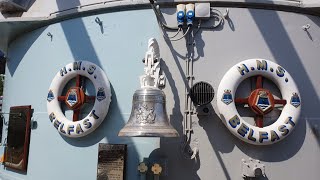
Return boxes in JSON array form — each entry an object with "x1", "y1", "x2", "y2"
[
  {"x1": 47, "y1": 61, "x2": 111, "y2": 138},
  {"x1": 217, "y1": 59, "x2": 301, "y2": 145}
]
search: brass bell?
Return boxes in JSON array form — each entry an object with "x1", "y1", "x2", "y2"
[
  {"x1": 118, "y1": 38, "x2": 178, "y2": 137},
  {"x1": 118, "y1": 87, "x2": 179, "y2": 137}
]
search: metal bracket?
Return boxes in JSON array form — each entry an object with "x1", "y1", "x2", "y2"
[
  {"x1": 30, "y1": 117, "x2": 37, "y2": 129},
  {"x1": 302, "y1": 24, "x2": 311, "y2": 31},
  {"x1": 241, "y1": 158, "x2": 266, "y2": 178},
  {"x1": 95, "y1": 17, "x2": 104, "y2": 34},
  {"x1": 47, "y1": 32, "x2": 53, "y2": 41},
  {"x1": 140, "y1": 38, "x2": 166, "y2": 88}
]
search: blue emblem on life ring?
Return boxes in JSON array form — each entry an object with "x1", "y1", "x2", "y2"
[
  {"x1": 97, "y1": 87, "x2": 106, "y2": 101},
  {"x1": 222, "y1": 89, "x2": 233, "y2": 105},
  {"x1": 290, "y1": 93, "x2": 301, "y2": 108},
  {"x1": 256, "y1": 91, "x2": 271, "y2": 112},
  {"x1": 66, "y1": 89, "x2": 78, "y2": 107},
  {"x1": 47, "y1": 90, "x2": 55, "y2": 102}
]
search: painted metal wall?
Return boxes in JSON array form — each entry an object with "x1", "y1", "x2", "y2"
[
  {"x1": 0, "y1": 6, "x2": 320, "y2": 180},
  {"x1": 158, "y1": 7, "x2": 320, "y2": 180},
  {"x1": 0, "y1": 9, "x2": 160, "y2": 180}
]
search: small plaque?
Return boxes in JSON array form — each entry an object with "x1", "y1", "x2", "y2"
[
  {"x1": 4, "y1": 105, "x2": 32, "y2": 172},
  {"x1": 97, "y1": 144, "x2": 127, "y2": 180}
]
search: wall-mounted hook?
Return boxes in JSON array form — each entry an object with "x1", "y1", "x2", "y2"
[
  {"x1": 47, "y1": 32, "x2": 53, "y2": 41},
  {"x1": 95, "y1": 17, "x2": 102, "y2": 25},
  {"x1": 302, "y1": 24, "x2": 310, "y2": 31},
  {"x1": 223, "y1": 8, "x2": 229, "y2": 19},
  {"x1": 95, "y1": 17, "x2": 104, "y2": 34}
]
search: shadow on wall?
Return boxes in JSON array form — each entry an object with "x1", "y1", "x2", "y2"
[
  {"x1": 156, "y1": 7, "x2": 240, "y2": 179},
  {"x1": 198, "y1": 9, "x2": 312, "y2": 165},
  {"x1": 307, "y1": 15, "x2": 320, "y2": 36},
  {"x1": 159, "y1": 60, "x2": 201, "y2": 179},
  {"x1": 54, "y1": 0, "x2": 119, "y2": 145},
  {"x1": 61, "y1": 84, "x2": 125, "y2": 147},
  {"x1": 198, "y1": 104, "x2": 235, "y2": 180},
  {"x1": 56, "y1": 0, "x2": 142, "y2": 179},
  {"x1": 193, "y1": 10, "x2": 231, "y2": 61},
  {"x1": 7, "y1": 27, "x2": 46, "y2": 76},
  {"x1": 241, "y1": 8, "x2": 317, "y2": 156},
  {"x1": 59, "y1": 18, "x2": 102, "y2": 68},
  {"x1": 156, "y1": 5, "x2": 318, "y2": 179},
  {"x1": 155, "y1": 9, "x2": 235, "y2": 179},
  {"x1": 200, "y1": 8, "x2": 309, "y2": 163},
  {"x1": 197, "y1": 7, "x2": 317, "y2": 163}
]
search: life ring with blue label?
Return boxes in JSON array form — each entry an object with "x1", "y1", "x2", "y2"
[
  {"x1": 217, "y1": 59, "x2": 301, "y2": 145},
  {"x1": 47, "y1": 61, "x2": 111, "y2": 138}
]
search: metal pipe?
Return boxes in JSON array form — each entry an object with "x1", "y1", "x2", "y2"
[
  {"x1": 184, "y1": 56, "x2": 189, "y2": 136},
  {"x1": 187, "y1": 30, "x2": 194, "y2": 137}
]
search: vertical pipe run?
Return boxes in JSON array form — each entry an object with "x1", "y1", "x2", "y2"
[
  {"x1": 188, "y1": 30, "x2": 195, "y2": 137},
  {"x1": 184, "y1": 55, "x2": 189, "y2": 136}
]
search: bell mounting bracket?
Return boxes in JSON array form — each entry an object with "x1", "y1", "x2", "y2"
[{"x1": 140, "y1": 38, "x2": 166, "y2": 88}]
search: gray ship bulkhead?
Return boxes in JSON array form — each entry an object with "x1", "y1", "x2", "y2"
[{"x1": 0, "y1": 1, "x2": 319, "y2": 180}]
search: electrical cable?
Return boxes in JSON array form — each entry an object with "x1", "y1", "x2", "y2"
[
  {"x1": 155, "y1": 17, "x2": 173, "y2": 40},
  {"x1": 210, "y1": 8, "x2": 224, "y2": 27},
  {"x1": 170, "y1": 27, "x2": 191, "y2": 41},
  {"x1": 168, "y1": 28, "x2": 182, "y2": 39},
  {"x1": 198, "y1": 8, "x2": 224, "y2": 29},
  {"x1": 149, "y1": 1, "x2": 181, "y2": 40},
  {"x1": 149, "y1": 1, "x2": 179, "y2": 30}
]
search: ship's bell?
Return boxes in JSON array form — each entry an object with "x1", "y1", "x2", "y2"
[
  {"x1": 118, "y1": 87, "x2": 179, "y2": 137},
  {"x1": 119, "y1": 38, "x2": 178, "y2": 137}
]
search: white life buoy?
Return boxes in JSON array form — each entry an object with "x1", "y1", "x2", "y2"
[
  {"x1": 217, "y1": 59, "x2": 301, "y2": 145},
  {"x1": 47, "y1": 61, "x2": 111, "y2": 138}
]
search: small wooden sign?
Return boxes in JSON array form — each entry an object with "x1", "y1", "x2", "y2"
[
  {"x1": 97, "y1": 144, "x2": 127, "y2": 180},
  {"x1": 4, "y1": 105, "x2": 32, "y2": 172}
]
